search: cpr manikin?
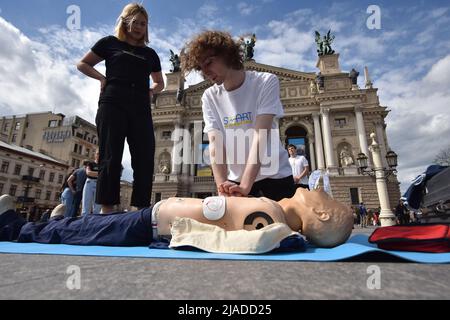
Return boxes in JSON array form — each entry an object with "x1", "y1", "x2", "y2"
[
  {"x1": 152, "y1": 187, "x2": 354, "y2": 248},
  {"x1": 0, "y1": 188, "x2": 354, "y2": 249}
]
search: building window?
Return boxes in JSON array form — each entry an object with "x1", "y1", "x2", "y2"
[
  {"x1": 35, "y1": 189, "x2": 42, "y2": 200},
  {"x1": 49, "y1": 172, "x2": 55, "y2": 183},
  {"x1": 335, "y1": 118, "x2": 347, "y2": 127},
  {"x1": 0, "y1": 183, "x2": 4, "y2": 194},
  {"x1": 155, "y1": 193, "x2": 162, "y2": 203},
  {"x1": 11, "y1": 134, "x2": 17, "y2": 143},
  {"x1": 45, "y1": 191, "x2": 51, "y2": 201},
  {"x1": 15, "y1": 122, "x2": 21, "y2": 131},
  {"x1": 2, "y1": 122, "x2": 10, "y2": 132},
  {"x1": 14, "y1": 164, "x2": 22, "y2": 176},
  {"x1": 9, "y1": 185, "x2": 17, "y2": 196},
  {"x1": 350, "y1": 188, "x2": 360, "y2": 205},
  {"x1": 28, "y1": 167, "x2": 35, "y2": 177},
  {"x1": 1, "y1": 161, "x2": 10, "y2": 174},
  {"x1": 48, "y1": 120, "x2": 58, "y2": 128},
  {"x1": 39, "y1": 170, "x2": 46, "y2": 180},
  {"x1": 54, "y1": 193, "x2": 60, "y2": 201},
  {"x1": 162, "y1": 131, "x2": 172, "y2": 139},
  {"x1": 73, "y1": 144, "x2": 78, "y2": 153},
  {"x1": 58, "y1": 174, "x2": 64, "y2": 184}
]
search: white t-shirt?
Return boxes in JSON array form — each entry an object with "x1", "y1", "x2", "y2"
[
  {"x1": 201, "y1": 71, "x2": 292, "y2": 183},
  {"x1": 289, "y1": 155, "x2": 309, "y2": 185}
]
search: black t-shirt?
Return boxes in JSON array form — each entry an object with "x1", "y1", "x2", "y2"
[
  {"x1": 91, "y1": 36, "x2": 162, "y2": 91},
  {"x1": 86, "y1": 162, "x2": 99, "y2": 179}
]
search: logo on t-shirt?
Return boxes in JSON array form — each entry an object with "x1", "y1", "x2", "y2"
[{"x1": 223, "y1": 112, "x2": 253, "y2": 128}]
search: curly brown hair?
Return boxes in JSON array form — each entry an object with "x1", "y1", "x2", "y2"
[{"x1": 181, "y1": 30, "x2": 244, "y2": 75}]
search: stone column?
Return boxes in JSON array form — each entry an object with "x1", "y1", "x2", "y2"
[
  {"x1": 171, "y1": 122, "x2": 182, "y2": 175},
  {"x1": 309, "y1": 138, "x2": 316, "y2": 171},
  {"x1": 375, "y1": 121, "x2": 388, "y2": 168},
  {"x1": 320, "y1": 108, "x2": 337, "y2": 172},
  {"x1": 355, "y1": 106, "x2": 371, "y2": 166},
  {"x1": 182, "y1": 122, "x2": 191, "y2": 176},
  {"x1": 369, "y1": 133, "x2": 396, "y2": 226},
  {"x1": 312, "y1": 113, "x2": 325, "y2": 170}
]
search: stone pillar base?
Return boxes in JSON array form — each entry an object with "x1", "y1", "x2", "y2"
[
  {"x1": 379, "y1": 209, "x2": 397, "y2": 227},
  {"x1": 326, "y1": 167, "x2": 340, "y2": 176},
  {"x1": 154, "y1": 174, "x2": 167, "y2": 183},
  {"x1": 343, "y1": 166, "x2": 359, "y2": 176}
]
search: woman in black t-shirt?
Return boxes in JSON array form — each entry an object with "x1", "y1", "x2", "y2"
[{"x1": 77, "y1": 3, "x2": 164, "y2": 214}]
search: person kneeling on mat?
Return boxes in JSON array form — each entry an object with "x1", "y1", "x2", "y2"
[{"x1": 0, "y1": 188, "x2": 353, "y2": 249}]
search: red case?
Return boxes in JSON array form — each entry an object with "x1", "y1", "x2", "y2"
[{"x1": 369, "y1": 225, "x2": 450, "y2": 253}]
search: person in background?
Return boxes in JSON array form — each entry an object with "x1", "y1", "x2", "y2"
[
  {"x1": 67, "y1": 161, "x2": 89, "y2": 217},
  {"x1": 82, "y1": 150, "x2": 101, "y2": 215},
  {"x1": 60, "y1": 169, "x2": 76, "y2": 218},
  {"x1": 287, "y1": 144, "x2": 310, "y2": 190},
  {"x1": 395, "y1": 200, "x2": 407, "y2": 225},
  {"x1": 358, "y1": 202, "x2": 368, "y2": 228}
]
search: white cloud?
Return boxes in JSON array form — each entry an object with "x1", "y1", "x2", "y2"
[
  {"x1": 377, "y1": 54, "x2": 450, "y2": 191},
  {"x1": 237, "y1": 2, "x2": 257, "y2": 16},
  {"x1": 198, "y1": 3, "x2": 219, "y2": 17}
]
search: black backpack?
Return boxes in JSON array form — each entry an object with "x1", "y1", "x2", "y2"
[{"x1": 421, "y1": 167, "x2": 450, "y2": 223}]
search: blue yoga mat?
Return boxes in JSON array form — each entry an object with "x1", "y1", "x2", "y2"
[{"x1": 0, "y1": 235, "x2": 449, "y2": 264}]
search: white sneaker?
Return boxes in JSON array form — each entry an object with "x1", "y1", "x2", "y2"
[
  {"x1": 0, "y1": 195, "x2": 16, "y2": 216},
  {"x1": 50, "y1": 204, "x2": 66, "y2": 219}
]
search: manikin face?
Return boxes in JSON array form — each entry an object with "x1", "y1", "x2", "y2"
[
  {"x1": 198, "y1": 54, "x2": 230, "y2": 85},
  {"x1": 125, "y1": 13, "x2": 147, "y2": 43},
  {"x1": 289, "y1": 187, "x2": 353, "y2": 247}
]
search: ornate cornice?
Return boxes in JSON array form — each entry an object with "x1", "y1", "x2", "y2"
[{"x1": 244, "y1": 61, "x2": 316, "y2": 81}]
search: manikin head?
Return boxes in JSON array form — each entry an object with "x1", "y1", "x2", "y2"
[{"x1": 284, "y1": 188, "x2": 354, "y2": 248}]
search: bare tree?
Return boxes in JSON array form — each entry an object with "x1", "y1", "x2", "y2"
[{"x1": 434, "y1": 145, "x2": 450, "y2": 166}]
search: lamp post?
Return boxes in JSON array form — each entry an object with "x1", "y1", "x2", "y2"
[{"x1": 357, "y1": 133, "x2": 398, "y2": 227}]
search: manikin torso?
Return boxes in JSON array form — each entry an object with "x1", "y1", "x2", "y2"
[{"x1": 155, "y1": 196, "x2": 289, "y2": 237}]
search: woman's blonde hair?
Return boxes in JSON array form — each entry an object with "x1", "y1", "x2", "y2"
[{"x1": 114, "y1": 3, "x2": 149, "y2": 45}]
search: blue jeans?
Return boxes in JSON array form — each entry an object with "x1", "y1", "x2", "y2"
[
  {"x1": 61, "y1": 188, "x2": 74, "y2": 218},
  {"x1": 82, "y1": 179, "x2": 101, "y2": 215},
  {"x1": 68, "y1": 191, "x2": 83, "y2": 218}
]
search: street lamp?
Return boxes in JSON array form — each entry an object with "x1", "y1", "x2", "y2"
[
  {"x1": 357, "y1": 133, "x2": 398, "y2": 226},
  {"x1": 357, "y1": 149, "x2": 398, "y2": 178}
]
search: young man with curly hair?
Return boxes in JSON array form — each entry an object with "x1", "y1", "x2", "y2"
[{"x1": 181, "y1": 31, "x2": 295, "y2": 201}]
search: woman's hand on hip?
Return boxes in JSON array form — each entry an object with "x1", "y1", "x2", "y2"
[{"x1": 100, "y1": 77, "x2": 107, "y2": 93}]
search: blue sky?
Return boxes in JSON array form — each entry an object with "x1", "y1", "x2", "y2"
[{"x1": 0, "y1": 0, "x2": 449, "y2": 193}]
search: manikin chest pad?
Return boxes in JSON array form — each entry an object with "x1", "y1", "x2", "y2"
[{"x1": 202, "y1": 196, "x2": 227, "y2": 221}]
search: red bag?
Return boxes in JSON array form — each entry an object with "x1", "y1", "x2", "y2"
[{"x1": 369, "y1": 224, "x2": 450, "y2": 253}]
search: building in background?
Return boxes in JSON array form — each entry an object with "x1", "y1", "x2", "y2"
[
  {"x1": 0, "y1": 141, "x2": 69, "y2": 219},
  {"x1": 0, "y1": 112, "x2": 98, "y2": 169},
  {"x1": 150, "y1": 50, "x2": 401, "y2": 210}
]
